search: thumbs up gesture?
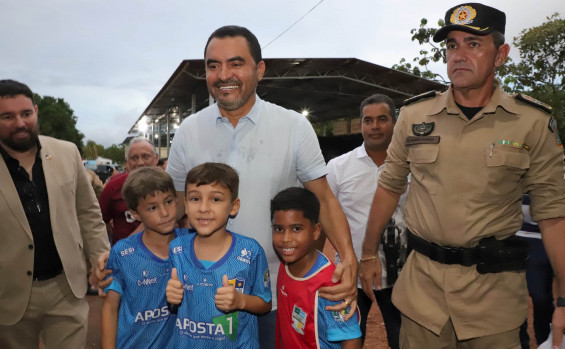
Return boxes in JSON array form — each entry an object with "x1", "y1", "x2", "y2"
[
  {"x1": 166, "y1": 268, "x2": 184, "y2": 305},
  {"x1": 215, "y1": 274, "x2": 241, "y2": 312}
]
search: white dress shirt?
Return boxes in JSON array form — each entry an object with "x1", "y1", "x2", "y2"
[{"x1": 327, "y1": 143, "x2": 407, "y2": 289}]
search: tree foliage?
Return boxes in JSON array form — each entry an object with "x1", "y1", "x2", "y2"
[
  {"x1": 35, "y1": 94, "x2": 84, "y2": 153},
  {"x1": 499, "y1": 13, "x2": 565, "y2": 141},
  {"x1": 101, "y1": 144, "x2": 126, "y2": 164},
  {"x1": 83, "y1": 140, "x2": 99, "y2": 159},
  {"x1": 83, "y1": 139, "x2": 126, "y2": 164},
  {"x1": 392, "y1": 18, "x2": 447, "y2": 83}
]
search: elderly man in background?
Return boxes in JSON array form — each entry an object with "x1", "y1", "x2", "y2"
[{"x1": 98, "y1": 137, "x2": 158, "y2": 244}]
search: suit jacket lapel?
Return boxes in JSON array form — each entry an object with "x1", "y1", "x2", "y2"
[
  {"x1": 0, "y1": 150, "x2": 33, "y2": 240},
  {"x1": 38, "y1": 137, "x2": 61, "y2": 231}
]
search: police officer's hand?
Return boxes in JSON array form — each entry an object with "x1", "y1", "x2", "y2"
[
  {"x1": 318, "y1": 257, "x2": 358, "y2": 321},
  {"x1": 359, "y1": 256, "x2": 382, "y2": 303},
  {"x1": 551, "y1": 306, "x2": 565, "y2": 348}
]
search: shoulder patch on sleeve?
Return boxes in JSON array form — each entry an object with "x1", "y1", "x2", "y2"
[
  {"x1": 548, "y1": 117, "x2": 563, "y2": 147},
  {"x1": 515, "y1": 93, "x2": 552, "y2": 114},
  {"x1": 403, "y1": 91, "x2": 438, "y2": 106}
]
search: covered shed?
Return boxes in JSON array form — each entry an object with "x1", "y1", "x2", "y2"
[{"x1": 125, "y1": 57, "x2": 446, "y2": 159}]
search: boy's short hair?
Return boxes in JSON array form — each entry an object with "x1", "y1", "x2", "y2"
[
  {"x1": 270, "y1": 187, "x2": 320, "y2": 225},
  {"x1": 122, "y1": 167, "x2": 176, "y2": 211},
  {"x1": 185, "y1": 162, "x2": 239, "y2": 201}
]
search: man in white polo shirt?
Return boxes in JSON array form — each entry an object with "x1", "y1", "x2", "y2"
[{"x1": 166, "y1": 25, "x2": 357, "y2": 348}]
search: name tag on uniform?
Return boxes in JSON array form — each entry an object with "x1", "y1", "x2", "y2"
[{"x1": 406, "y1": 136, "x2": 441, "y2": 146}]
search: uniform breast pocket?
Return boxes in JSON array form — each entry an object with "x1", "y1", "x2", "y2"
[
  {"x1": 484, "y1": 145, "x2": 530, "y2": 199},
  {"x1": 407, "y1": 144, "x2": 440, "y2": 194},
  {"x1": 407, "y1": 144, "x2": 439, "y2": 164}
]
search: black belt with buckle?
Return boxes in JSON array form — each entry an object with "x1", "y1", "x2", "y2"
[
  {"x1": 406, "y1": 229, "x2": 528, "y2": 273},
  {"x1": 33, "y1": 268, "x2": 63, "y2": 281},
  {"x1": 407, "y1": 229, "x2": 478, "y2": 266}
]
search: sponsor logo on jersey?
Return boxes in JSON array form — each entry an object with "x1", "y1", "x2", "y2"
[
  {"x1": 213, "y1": 312, "x2": 240, "y2": 341},
  {"x1": 176, "y1": 312, "x2": 239, "y2": 341},
  {"x1": 292, "y1": 305, "x2": 307, "y2": 335},
  {"x1": 197, "y1": 277, "x2": 214, "y2": 287},
  {"x1": 228, "y1": 278, "x2": 245, "y2": 293},
  {"x1": 138, "y1": 270, "x2": 158, "y2": 286},
  {"x1": 280, "y1": 285, "x2": 288, "y2": 297},
  {"x1": 120, "y1": 247, "x2": 135, "y2": 256},
  {"x1": 134, "y1": 306, "x2": 170, "y2": 325},
  {"x1": 172, "y1": 245, "x2": 182, "y2": 254},
  {"x1": 183, "y1": 274, "x2": 194, "y2": 292},
  {"x1": 237, "y1": 247, "x2": 252, "y2": 264}
]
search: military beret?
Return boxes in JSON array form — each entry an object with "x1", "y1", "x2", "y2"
[{"x1": 433, "y1": 3, "x2": 506, "y2": 42}]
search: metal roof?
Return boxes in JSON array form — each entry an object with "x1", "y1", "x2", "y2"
[{"x1": 126, "y1": 57, "x2": 446, "y2": 137}]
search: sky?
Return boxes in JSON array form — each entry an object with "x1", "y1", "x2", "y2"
[{"x1": 2, "y1": 0, "x2": 563, "y2": 147}]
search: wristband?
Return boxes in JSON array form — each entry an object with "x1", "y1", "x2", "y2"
[
  {"x1": 557, "y1": 297, "x2": 565, "y2": 307},
  {"x1": 167, "y1": 302, "x2": 179, "y2": 314},
  {"x1": 360, "y1": 256, "x2": 378, "y2": 262}
]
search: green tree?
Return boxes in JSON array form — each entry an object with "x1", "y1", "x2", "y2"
[
  {"x1": 83, "y1": 140, "x2": 98, "y2": 159},
  {"x1": 100, "y1": 144, "x2": 126, "y2": 164},
  {"x1": 83, "y1": 140, "x2": 126, "y2": 165},
  {"x1": 499, "y1": 13, "x2": 565, "y2": 141},
  {"x1": 35, "y1": 94, "x2": 84, "y2": 153},
  {"x1": 392, "y1": 18, "x2": 447, "y2": 83}
]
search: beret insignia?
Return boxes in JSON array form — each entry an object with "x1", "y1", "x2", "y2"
[{"x1": 451, "y1": 5, "x2": 477, "y2": 25}]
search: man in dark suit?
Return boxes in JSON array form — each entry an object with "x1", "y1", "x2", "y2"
[{"x1": 0, "y1": 79, "x2": 110, "y2": 348}]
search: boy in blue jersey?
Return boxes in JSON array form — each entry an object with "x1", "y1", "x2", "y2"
[
  {"x1": 166, "y1": 162, "x2": 272, "y2": 348},
  {"x1": 101, "y1": 167, "x2": 188, "y2": 349},
  {"x1": 271, "y1": 187, "x2": 362, "y2": 349}
]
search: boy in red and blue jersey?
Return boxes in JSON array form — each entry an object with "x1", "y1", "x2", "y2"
[{"x1": 271, "y1": 187, "x2": 362, "y2": 349}]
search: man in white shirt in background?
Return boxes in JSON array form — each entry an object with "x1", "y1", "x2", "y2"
[{"x1": 327, "y1": 94, "x2": 407, "y2": 349}]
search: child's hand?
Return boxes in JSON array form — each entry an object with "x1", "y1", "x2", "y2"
[
  {"x1": 95, "y1": 251, "x2": 113, "y2": 296},
  {"x1": 215, "y1": 275, "x2": 241, "y2": 312},
  {"x1": 166, "y1": 268, "x2": 184, "y2": 305}
]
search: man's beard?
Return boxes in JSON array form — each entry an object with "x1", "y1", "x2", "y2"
[
  {"x1": 211, "y1": 77, "x2": 254, "y2": 112},
  {"x1": 2, "y1": 125, "x2": 39, "y2": 152}
]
